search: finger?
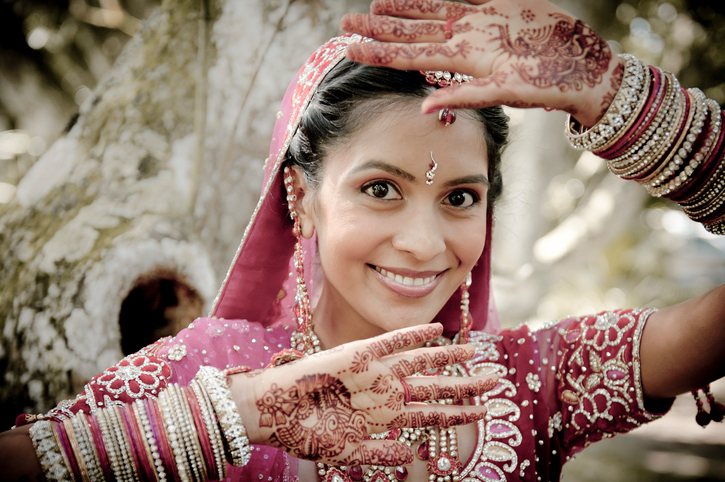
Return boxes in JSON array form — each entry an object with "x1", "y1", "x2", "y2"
[
  {"x1": 387, "y1": 344, "x2": 475, "y2": 378},
  {"x1": 342, "y1": 14, "x2": 460, "y2": 43},
  {"x1": 420, "y1": 71, "x2": 547, "y2": 113},
  {"x1": 405, "y1": 374, "x2": 498, "y2": 401},
  {"x1": 346, "y1": 40, "x2": 472, "y2": 72},
  {"x1": 341, "y1": 440, "x2": 414, "y2": 466},
  {"x1": 370, "y1": 0, "x2": 480, "y2": 21},
  {"x1": 387, "y1": 403, "x2": 488, "y2": 430},
  {"x1": 365, "y1": 323, "x2": 443, "y2": 357}
]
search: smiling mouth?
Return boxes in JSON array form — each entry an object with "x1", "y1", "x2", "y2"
[{"x1": 373, "y1": 266, "x2": 438, "y2": 286}]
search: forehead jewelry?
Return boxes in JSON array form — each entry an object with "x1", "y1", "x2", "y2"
[
  {"x1": 420, "y1": 70, "x2": 474, "y2": 126},
  {"x1": 426, "y1": 151, "x2": 438, "y2": 185}
]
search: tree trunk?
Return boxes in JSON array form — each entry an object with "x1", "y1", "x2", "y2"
[{"x1": 0, "y1": 0, "x2": 367, "y2": 429}]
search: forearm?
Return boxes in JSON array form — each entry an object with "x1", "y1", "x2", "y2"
[
  {"x1": 641, "y1": 284, "x2": 725, "y2": 399},
  {"x1": 0, "y1": 425, "x2": 43, "y2": 482}
]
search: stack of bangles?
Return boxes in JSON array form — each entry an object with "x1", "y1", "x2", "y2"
[
  {"x1": 567, "y1": 53, "x2": 725, "y2": 235},
  {"x1": 28, "y1": 366, "x2": 251, "y2": 482}
]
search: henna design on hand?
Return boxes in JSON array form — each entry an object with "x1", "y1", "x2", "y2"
[
  {"x1": 491, "y1": 13, "x2": 612, "y2": 92},
  {"x1": 341, "y1": 15, "x2": 472, "y2": 41},
  {"x1": 521, "y1": 9, "x2": 535, "y2": 23},
  {"x1": 347, "y1": 40, "x2": 472, "y2": 65},
  {"x1": 371, "y1": 374, "x2": 396, "y2": 394},
  {"x1": 342, "y1": 443, "x2": 414, "y2": 466},
  {"x1": 408, "y1": 378, "x2": 498, "y2": 402},
  {"x1": 479, "y1": 6, "x2": 509, "y2": 20},
  {"x1": 256, "y1": 374, "x2": 368, "y2": 461},
  {"x1": 385, "y1": 391, "x2": 406, "y2": 411},
  {"x1": 351, "y1": 325, "x2": 442, "y2": 372},
  {"x1": 350, "y1": 349, "x2": 376, "y2": 374},
  {"x1": 386, "y1": 410, "x2": 486, "y2": 430},
  {"x1": 390, "y1": 346, "x2": 471, "y2": 378},
  {"x1": 443, "y1": 3, "x2": 480, "y2": 20},
  {"x1": 371, "y1": 0, "x2": 444, "y2": 16},
  {"x1": 597, "y1": 60, "x2": 624, "y2": 119}
]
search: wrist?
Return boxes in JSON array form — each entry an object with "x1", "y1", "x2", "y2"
[
  {"x1": 229, "y1": 371, "x2": 267, "y2": 445},
  {"x1": 577, "y1": 54, "x2": 625, "y2": 128}
]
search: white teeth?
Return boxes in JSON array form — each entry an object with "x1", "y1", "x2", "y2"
[{"x1": 374, "y1": 266, "x2": 436, "y2": 286}]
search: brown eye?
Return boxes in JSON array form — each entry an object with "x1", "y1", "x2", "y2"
[
  {"x1": 363, "y1": 181, "x2": 400, "y2": 200},
  {"x1": 444, "y1": 190, "x2": 477, "y2": 208},
  {"x1": 370, "y1": 183, "x2": 389, "y2": 198}
]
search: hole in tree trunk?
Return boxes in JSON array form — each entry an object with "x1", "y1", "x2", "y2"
[{"x1": 119, "y1": 270, "x2": 204, "y2": 355}]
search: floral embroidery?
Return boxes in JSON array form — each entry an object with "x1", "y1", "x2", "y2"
[
  {"x1": 548, "y1": 412, "x2": 563, "y2": 438},
  {"x1": 525, "y1": 373, "x2": 541, "y2": 392},
  {"x1": 206, "y1": 324, "x2": 226, "y2": 338},
  {"x1": 94, "y1": 354, "x2": 169, "y2": 401},
  {"x1": 167, "y1": 344, "x2": 187, "y2": 361}
]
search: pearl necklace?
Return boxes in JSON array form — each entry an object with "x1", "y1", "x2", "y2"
[{"x1": 293, "y1": 328, "x2": 465, "y2": 482}]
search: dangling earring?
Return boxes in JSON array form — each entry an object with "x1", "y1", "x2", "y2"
[
  {"x1": 283, "y1": 166, "x2": 316, "y2": 355},
  {"x1": 458, "y1": 272, "x2": 473, "y2": 344}
]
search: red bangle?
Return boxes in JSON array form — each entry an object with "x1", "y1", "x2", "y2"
[
  {"x1": 88, "y1": 414, "x2": 113, "y2": 481},
  {"x1": 671, "y1": 111, "x2": 725, "y2": 203},
  {"x1": 184, "y1": 385, "x2": 217, "y2": 478},
  {"x1": 127, "y1": 403, "x2": 157, "y2": 481},
  {"x1": 55, "y1": 420, "x2": 81, "y2": 479},
  {"x1": 146, "y1": 398, "x2": 179, "y2": 482}
]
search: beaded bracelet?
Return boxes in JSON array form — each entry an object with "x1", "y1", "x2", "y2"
[
  {"x1": 581, "y1": 51, "x2": 725, "y2": 232},
  {"x1": 567, "y1": 54, "x2": 649, "y2": 151},
  {"x1": 29, "y1": 420, "x2": 74, "y2": 482},
  {"x1": 190, "y1": 379, "x2": 227, "y2": 479},
  {"x1": 195, "y1": 365, "x2": 252, "y2": 466}
]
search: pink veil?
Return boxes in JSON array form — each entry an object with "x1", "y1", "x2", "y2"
[{"x1": 209, "y1": 34, "x2": 500, "y2": 340}]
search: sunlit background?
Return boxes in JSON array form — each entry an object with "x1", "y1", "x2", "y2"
[{"x1": 0, "y1": 0, "x2": 724, "y2": 480}]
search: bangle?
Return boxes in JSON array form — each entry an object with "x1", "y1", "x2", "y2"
[
  {"x1": 63, "y1": 418, "x2": 90, "y2": 482},
  {"x1": 135, "y1": 399, "x2": 168, "y2": 482},
  {"x1": 88, "y1": 413, "x2": 112, "y2": 481},
  {"x1": 190, "y1": 379, "x2": 227, "y2": 479},
  {"x1": 146, "y1": 397, "x2": 179, "y2": 482},
  {"x1": 71, "y1": 414, "x2": 106, "y2": 482},
  {"x1": 195, "y1": 366, "x2": 251, "y2": 466},
  {"x1": 158, "y1": 388, "x2": 193, "y2": 482},
  {"x1": 29, "y1": 420, "x2": 74, "y2": 482},
  {"x1": 566, "y1": 54, "x2": 649, "y2": 151}
]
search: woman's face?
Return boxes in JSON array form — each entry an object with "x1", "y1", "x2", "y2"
[{"x1": 299, "y1": 101, "x2": 490, "y2": 343}]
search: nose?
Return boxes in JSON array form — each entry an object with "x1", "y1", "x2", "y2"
[{"x1": 391, "y1": 205, "x2": 446, "y2": 262}]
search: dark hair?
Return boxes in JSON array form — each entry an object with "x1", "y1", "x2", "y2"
[{"x1": 286, "y1": 59, "x2": 508, "y2": 204}]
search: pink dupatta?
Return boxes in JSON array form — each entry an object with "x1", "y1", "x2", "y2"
[{"x1": 209, "y1": 34, "x2": 500, "y2": 340}]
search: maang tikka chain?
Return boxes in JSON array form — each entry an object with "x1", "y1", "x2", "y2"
[
  {"x1": 283, "y1": 166, "x2": 314, "y2": 354},
  {"x1": 426, "y1": 151, "x2": 438, "y2": 185}
]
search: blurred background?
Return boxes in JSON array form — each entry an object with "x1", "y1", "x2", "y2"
[{"x1": 0, "y1": 0, "x2": 723, "y2": 479}]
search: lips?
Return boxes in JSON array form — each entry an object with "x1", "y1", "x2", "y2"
[{"x1": 370, "y1": 265, "x2": 445, "y2": 298}]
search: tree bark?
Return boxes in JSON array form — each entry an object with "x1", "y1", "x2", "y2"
[{"x1": 0, "y1": 0, "x2": 367, "y2": 429}]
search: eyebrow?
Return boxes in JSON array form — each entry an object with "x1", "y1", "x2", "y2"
[
  {"x1": 442, "y1": 174, "x2": 490, "y2": 188},
  {"x1": 351, "y1": 160, "x2": 489, "y2": 187},
  {"x1": 351, "y1": 160, "x2": 416, "y2": 182}
]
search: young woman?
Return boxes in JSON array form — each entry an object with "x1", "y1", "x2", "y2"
[{"x1": 1, "y1": 0, "x2": 724, "y2": 481}]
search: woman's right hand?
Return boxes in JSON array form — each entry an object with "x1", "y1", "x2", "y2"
[{"x1": 230, "y1": 323, "x2": 497, "y2": 467}]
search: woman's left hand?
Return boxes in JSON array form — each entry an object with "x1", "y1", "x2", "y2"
[{"x1": 341, "y1": 0, "x2": 623, "y2": 127}]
